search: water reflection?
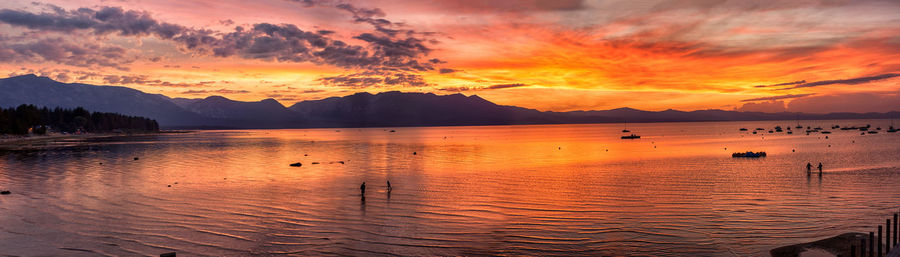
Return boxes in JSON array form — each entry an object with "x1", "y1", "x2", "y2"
[{"x1": 0, "y1": 120, "x2": 899, "y2": 256}]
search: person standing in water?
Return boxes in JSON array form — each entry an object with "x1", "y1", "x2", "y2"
[
  {"x1": 360, "y1": 182, "x2": 366, "y2": 195},
  {"x1": 387, "y1": 180, "x2": 392, "y2": 191},
  {"x1": 807, "y1": 162, "x2": 812, "y2": 175},
  {"x1": 818, "y1": 163, "x2": 823, "y2": 174}
]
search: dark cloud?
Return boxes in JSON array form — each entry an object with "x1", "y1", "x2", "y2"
[
  {"x1": 101, "y1": 74, "x2": 220, "y2": 88},
  {"x1": 439, "y1": 68, "x2": 459, "y2": 74},
  {"x1": 754, "y1": 80, "x2": 806, "y2": 88},
  {"x1": 0, "y1": 38, "x2": 134, "y2": 70},
  {"x1": 302, "y1": 89, "x2": 325, "y2": 93},
  {"x1": 9, "y1": 69, "x2": 228, "y2": 89},
  {"x1": 0, "y1": 4, "x2": 454, "y2": 88},
  {"x1": 320, "y1": 71, "x2": 428, "y2": 88},
  {"x1": 741, "y1": 93, "x2": 815, "y2": 102},
  {"x1": 486, "y1": 83, "x2": 527, "y2": 90},
  {"x1": 0, "y1": 7, "x2": 187, "y2": 39},
  {"x1": 779, "y1": 73, "x2": 899, "y2": 90},
  {"x1": 422, "y1": 0, "x2": 587, "y2": 12}
]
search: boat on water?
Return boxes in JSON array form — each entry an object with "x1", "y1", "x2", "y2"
[
  {"x1": 621, "y1": 134, "x2": 641, "y2": 139},
  {"x1": 622, "y1": 120, "x2": 630, "y2": 133},
  {"x1": 732, "y1": 151, "x2": 766, "y2": 158},
  {"x1": 739, "y1": 128, "x2": 748, "y2": 131}
]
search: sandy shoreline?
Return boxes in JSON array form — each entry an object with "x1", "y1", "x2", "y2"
[{"x1": 0, "y1": 131, "x2": 189, "y2": 150}]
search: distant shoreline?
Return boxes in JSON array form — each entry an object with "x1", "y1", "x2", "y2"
[
  {"x1": 0, "y1": 131, "x2": 190, "y2": 150},
  {"x1": 161, "y1": 117, "x2": 899, "y2": 131}
]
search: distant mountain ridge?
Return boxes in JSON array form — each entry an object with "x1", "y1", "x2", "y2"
[{"x1": 1, "y1": 74, "x2": 897, "y2": 129}]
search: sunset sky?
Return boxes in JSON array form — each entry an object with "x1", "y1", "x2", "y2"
[{"x1": 1, "y1": 0, "x2": 898, "y2": 113}]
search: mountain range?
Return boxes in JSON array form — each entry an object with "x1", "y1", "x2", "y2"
[{"x1": 1, "y1": 74, "x2": 897, "y2": 129}]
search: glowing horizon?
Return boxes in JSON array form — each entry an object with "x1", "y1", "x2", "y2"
[{"x1": 1, "y1": 0, "x2": 898, "y2": 113}]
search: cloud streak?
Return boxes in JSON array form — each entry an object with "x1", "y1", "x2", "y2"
[
  {"x1": 741, "y1": 93, "x2": 815, "y2": 102},
  {"x1": 485, "y1": 83, "x2": 527, "y2": 90},
  {"x1": 778, "y1": 73, "x2": 899, "y2": 90},
  {"x1": 754, "y1": 80, "x2": 806, "y2": 88}
]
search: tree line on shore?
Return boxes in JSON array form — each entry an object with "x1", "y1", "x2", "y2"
[{"x1": 0, "y1": 104, "x2": 159, "y2": 135}]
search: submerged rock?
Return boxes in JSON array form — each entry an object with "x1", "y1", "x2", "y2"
[{"x1": 0, "y1": 191, "x2": 10, "y2": 195}]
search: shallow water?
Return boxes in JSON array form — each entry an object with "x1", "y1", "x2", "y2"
[{"x1": 1, "y1": 120, "x2": 900, "y2": 256}]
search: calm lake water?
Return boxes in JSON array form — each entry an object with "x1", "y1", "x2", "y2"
[{"x1": 2, "y1": 120, "x2": 900, "y2": 256}]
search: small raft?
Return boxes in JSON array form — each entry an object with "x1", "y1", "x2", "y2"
[
  {"x1": 621, "y1": 134, "x2": 641, "y2": 139},
  {"x1": 732, "y1": 151, "x2": 766, "y2": 158}
]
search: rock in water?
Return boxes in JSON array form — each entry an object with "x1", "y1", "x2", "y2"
[
  {"x1": 0, "y1": 191, "x2": 10, "y2": 195},
  {"x1": 290, "y1": 162, "x2": 302, "y2": 167}
]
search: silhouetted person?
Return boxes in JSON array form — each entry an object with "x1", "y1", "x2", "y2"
[
  {"x1": 387, "y1": 180, "x2": 392, "y2": 191},
  {"x1": 818, "y1": 163, "x2": 823, "y2": 174},
  {"x1": 360, "y1": 182, "x2": 366, "y2": 195},
  {"x1": 806, "y1": 162, "x2": 812, "y2": 172}
]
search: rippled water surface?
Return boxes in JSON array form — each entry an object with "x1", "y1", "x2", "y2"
[{"x1": 2, "y1": 120, "x2": 900, "y2": 256}]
